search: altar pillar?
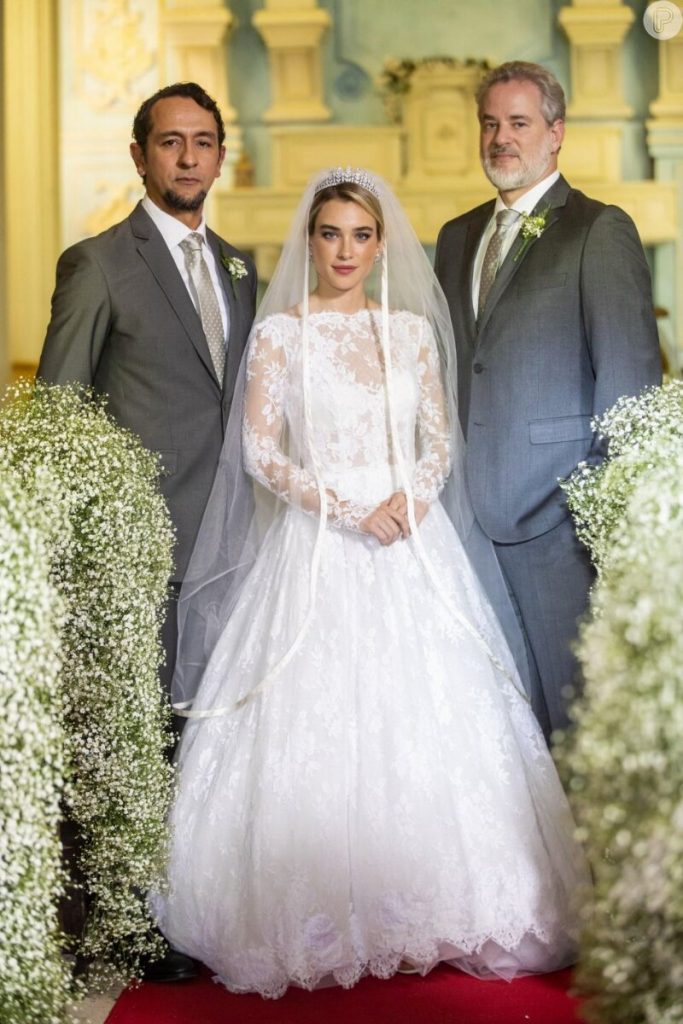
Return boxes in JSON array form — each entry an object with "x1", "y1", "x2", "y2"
[
  {"x1": 2, "y1": 0, "x2": 59, "y2": 370},
  {"x1": 160, "y1": 1, "x2": 241, "y2": 186},
  {"x1": 558, "y1": 0, "x2": 634, "y2": 119},
  {"x1": 253, "y1": 0, "x2": 331, "y2": 123}
]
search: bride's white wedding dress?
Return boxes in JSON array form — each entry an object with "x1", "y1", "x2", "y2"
[{"x1": 154, "y1": 309, "x2": 588, "y2": 998}]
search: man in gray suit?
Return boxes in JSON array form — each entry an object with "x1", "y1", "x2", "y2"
[
  {"x1": 435, "y1": 62, "x2": 661, "y2": 740},
  {"x1": 39, "y1": 82, "x2": 256, "y2": 979},
  {"x1": 40, "y1": 81, "x2": 256, "y2": 693}
]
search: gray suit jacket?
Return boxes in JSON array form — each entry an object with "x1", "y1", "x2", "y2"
[
  {"x1": 435, "y1": 175, "x2": 661, "y2": 544},
  {"x1": 38, "y1": 201, "x2": 257, "y2": 581}
]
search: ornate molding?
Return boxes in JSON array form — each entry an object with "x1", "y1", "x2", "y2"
[
  {"x1": 560, "y1": 123, "x2": 623, "y2": 182},
  {"x1": 75, "y1": 0, "x2": 155, "y2": 111},
  {"x1": 215, "y1": 180, "x2": 678, "y2": 249},
  {"x1": 270, "y1": 126, "x2": 402, "y2": 188},
  {"x1": 400, "y1": 64, "x2": 486, "y2": 187},
  {"x1": 83, "y1": 182, "x2": 140, "y2": 236}
]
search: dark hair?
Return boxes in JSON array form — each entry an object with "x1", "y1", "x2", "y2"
[
  {"x1": 476, "y1": 61, "x2": 566, "y2": 125},
  {"x1": 307, "y1": 183, "x2": 384, "y2": 239},
  {"x1": 132, "y1": 82, "x2": 225, "y2": 151}
]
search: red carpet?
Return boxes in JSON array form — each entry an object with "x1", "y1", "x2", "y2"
[{"x1": 106, "y1": 966, "x2": 584, "y2": 1023}]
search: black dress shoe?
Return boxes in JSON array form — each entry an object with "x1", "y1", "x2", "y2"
[{"x1": 140, "y1": 946, "x2": 199, "y2": 983}]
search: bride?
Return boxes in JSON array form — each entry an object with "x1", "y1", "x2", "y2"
[{"x1": 153, "y1": 168, "x2": 589, "y2": 998}]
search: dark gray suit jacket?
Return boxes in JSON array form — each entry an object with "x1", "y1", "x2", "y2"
[
  {"x1": 38, "y1": 201, "x2": 257, "y2": 581},
  {"x1": 435, "y1": 175, "x2": 661, "y2": 544}
]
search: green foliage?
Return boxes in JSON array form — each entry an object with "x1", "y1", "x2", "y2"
[
  {"x1": 376, "y1": 56, "x2": 489, "y2": 122},
  {"x1": 559, "y1": 381, "x2": 683, "y2": 1024}
]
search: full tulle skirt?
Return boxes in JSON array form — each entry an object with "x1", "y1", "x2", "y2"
[{"x1": 153, "y1": 502, "x2": 588, "y2": 998}]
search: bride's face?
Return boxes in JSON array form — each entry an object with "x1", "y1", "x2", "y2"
[{"x1": 309, "y1": 199, "x2": 381, "y2": 298}]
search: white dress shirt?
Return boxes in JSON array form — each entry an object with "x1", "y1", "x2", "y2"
[
  {"x1": 471, "y1": 170, "x2": 560, "y2": 315},
  {"x1": 142, "y1": 195, "x2": 230, "y2": 340}
]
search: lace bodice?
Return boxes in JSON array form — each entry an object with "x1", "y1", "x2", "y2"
[{"x1": 242, "y1": 310, "x2": 452, "y2": 531}]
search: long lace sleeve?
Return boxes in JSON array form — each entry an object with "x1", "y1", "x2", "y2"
[
  {"x1": 242, "y1": 322, "x2": 372, "y2": 531},
  {"x1": 412, "y1": 322, "x2": 452, "y2": 503}
]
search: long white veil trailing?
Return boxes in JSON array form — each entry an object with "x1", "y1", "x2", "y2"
[{"x1": 171, "y1": 168, "x2": 530, "y2": 719}]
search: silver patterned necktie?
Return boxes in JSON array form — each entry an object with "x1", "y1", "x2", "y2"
[
  {"x1": 477, "y1": 208, "x2": 520, "y2": 320},
  {"x1": 180, "y1": 232, "x2": 226, "y2": 384}
]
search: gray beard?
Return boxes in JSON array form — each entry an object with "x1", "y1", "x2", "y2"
[
  {"x1": 482, "y1": 146, "x2": 553, "y2": 193},
  {"x1": 163, "y1": 188, "x2": 207, "y2": 213}
]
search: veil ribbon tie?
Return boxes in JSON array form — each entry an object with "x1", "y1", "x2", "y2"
[
  {"x1": 176, "y1": 256, "x2": 330, "y2": 718},
  {"x1": 379, "y1": 249, "x2": 528, "y2": 703}
]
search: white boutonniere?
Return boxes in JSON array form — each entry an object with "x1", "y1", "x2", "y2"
[
  {"x1": 514, "y1": 204, "x2": 551, "y2": 262},
  {"x1": 220, "y1": 248, "x2": 248, "y2": 298}
]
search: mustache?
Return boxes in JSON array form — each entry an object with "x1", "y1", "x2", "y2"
[{"x1": 488, "y1": 146, "x2": 518, "y2": 157}]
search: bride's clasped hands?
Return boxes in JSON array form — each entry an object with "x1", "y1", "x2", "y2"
[{"x1": 358, "y1": 490, "x2": 428, "y2": 545}]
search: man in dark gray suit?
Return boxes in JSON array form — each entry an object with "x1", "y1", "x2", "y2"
[
  {"x1": 435, "y1": 62, "x2": 661, "y2": 740},
  {"x1": 39, "y1": 82, "x2": 256, "y2": 979},
  {"x1": 40, "y1": 81, "x2": 256, "y2": 689}
]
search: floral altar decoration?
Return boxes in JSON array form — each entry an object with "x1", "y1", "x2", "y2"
[
  {"x1": 560, "y1": 381, "x2": 683, "y2": 1024},
  {"x1": 0, "y1": 381, "x2": 175, "y2": 1023},
  {"x1": 0, "y1": 466, "x2": 71, "y2": 1024}
]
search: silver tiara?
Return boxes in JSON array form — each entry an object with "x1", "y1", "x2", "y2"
[{"x1": 314, "y1": 167, "x2": 380, "y2": 196}]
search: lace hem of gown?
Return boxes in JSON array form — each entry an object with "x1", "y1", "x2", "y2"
[{"x1": 206, "y1": 925, "x2": 577, "y2": 999}]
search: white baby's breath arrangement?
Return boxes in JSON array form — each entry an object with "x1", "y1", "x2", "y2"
[
  {"x1": 0, "y1": 466, "x2": 74, "y2": 1024},
  {"x1": 565, "y1": 383, "x2": 683, "y2": 575},
  {"x1": 0, "y1": 380, "x2": 175, "y2": 996},
  {"x1": 560, "y1": 381, "x2": 683, "y2": 1024}
]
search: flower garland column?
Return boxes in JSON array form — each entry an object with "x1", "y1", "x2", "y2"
[{"x1": 647, "y1": 1, "x2": 683, "y2": 374}]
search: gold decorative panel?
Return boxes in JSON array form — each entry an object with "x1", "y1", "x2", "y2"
[
  {"x1": 560, "y1": 124, "x2": 623, "y2": 183},
  {"x1": 402, "y1": 66, "x2": 484, "y2": 185},
  {"x1": 270, "y1": 127, "x2": 403, "y2": 188},
  {"x1": 73, "y1": 0, "x2": 156, "y2": 111}
]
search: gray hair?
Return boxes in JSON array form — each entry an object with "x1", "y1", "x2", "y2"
[{"x1": 476, "y1": 61, "x2": 566, "y2": 125}]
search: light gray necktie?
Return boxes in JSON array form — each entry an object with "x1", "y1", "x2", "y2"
[
  {"x1": 180, "y1": 232, "x2": 226, "y2": 384},
  {"x1": 477, "y1": 208, "x2": 520, "y2": 319}
]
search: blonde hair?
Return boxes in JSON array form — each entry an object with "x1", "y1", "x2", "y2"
[{"x1": 307, "y1": 182, "x2": 384, "y2": 239}]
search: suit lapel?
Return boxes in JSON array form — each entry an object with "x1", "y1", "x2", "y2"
[
  {"x1": 130, "y1": 203, "x2": 220, "y2": 387},
  {"x1": 476, "y1": 176, "x2": 571, "y2": 337}
]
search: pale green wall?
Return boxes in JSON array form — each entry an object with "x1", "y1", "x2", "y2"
[
  {"x1": 227, "y1": 0, "x2": 659, "y2": 186},
  {"x1": 227, "y1": 0, "x2": 676, "y2": 353}
]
